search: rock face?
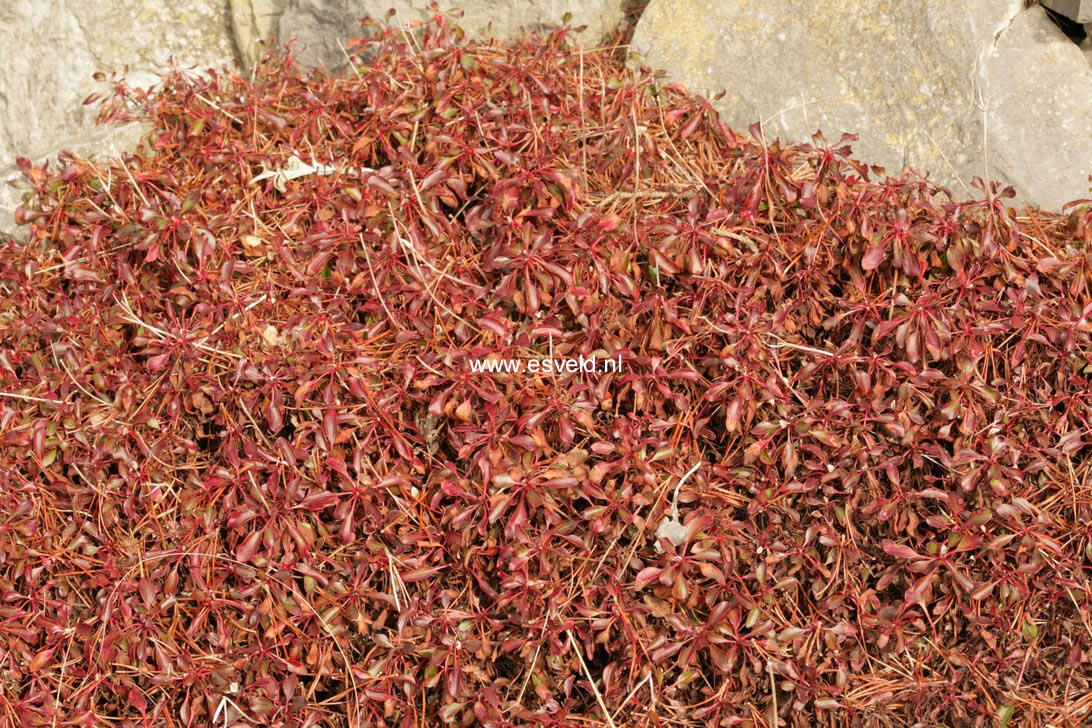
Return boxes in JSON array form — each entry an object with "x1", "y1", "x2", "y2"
[
  {"x1": 631, "y1": 0, "x2": 1092, "y2": 211},
  {"x1": 273, "y1": 0, "x2": 627, "y2": 69},
  {"x1": 1041, "y1": 0, "x2": 1092, "y2": 24},
  {"x1": 231, "y1": 0, "x2": 289, "y2": 68},
  {"x1": 0, "y1": 1, "x2": 236, "y2": 235},
  {"x1": 984, "y1": 8, "x2": 1092, "y2": 208}
]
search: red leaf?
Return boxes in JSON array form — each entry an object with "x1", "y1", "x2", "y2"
[
  {"x1": 905, "y1": 572, "x2": 934, "y2": 604},
  {"x1": 861, "y1": 244, "x2": 886, "y2": 270},
  {"x1": 299, "y1": 491, "x2": 339, "y2": 510},
  {"x1": 634, "y1": 566, "x2": 662, "y2": 589},
  {"x1": 146, "y1": 352, "x2": 172, "y2": 371},
  {"x1": 236, "y1": 530, "x2": 263, "y2": 563},
  {"x1": 882, "y1": 542, "x2": 923, "y2": 561},
  {"x1": 651, "y1": 641, "x2": 683, "y2": 662},
  {"x1": 267, "y1": 388, "x2": 284, "y2": 432},
  {"x1": 129, "y1": 687, "x2": 148, "y2": 714},
  {"x1": 439, "y1": 703, "x2": 465, "y2": 721},
  {"x1": 947, "y1": 244, "x2": 965, "y2": 273},
  {"x1": 400, "y1": 566, "x2": 444, "y2": 582},
  {"x1": 340, "y1": 517, "x2": 356, "y2": 544},
  {"x1": 698, "y1": 562, "x2": 726, "y2": 585},
  {"x1": 28, "y1": 647, "x2": 55, "y2": 673},
  {"x1": 323, "y1": 409, "x2": 338, "y2": 447},
  {"x1": 680, "y1": 112, "x2": 703, "y2": 139}
]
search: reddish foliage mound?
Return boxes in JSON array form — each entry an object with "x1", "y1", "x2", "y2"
[{"x1": 2, "y1": 13, "x2": 1092, "y2": 728}]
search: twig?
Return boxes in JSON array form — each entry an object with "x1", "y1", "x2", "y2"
[
  {"x1": 114, "y1": 292, "x2": 240, "y2": 360},
  {"x1": 611, "y1": 671, "x2": 652, "y2": 724},
  {"x1": 592, "y1": 189, "x2": 674, "y2": 208},
  {"x1": 196, "y1": 93, "x2": 243, "y2": 124},
  {"x1": 764, "y1": 333, "x2": 837, "y2": 358},
  {"x1": 337, "y1": 38, "x2": 363, "y2": 79},
  {"x1": 670, "y1": 461, "x2": 703, "y2": 521},
  {"x1": 386, "y1": 207, "x2": 480, "y2": 332},
  {"x1": 387, "y1": 204, "x2": 475, "y2": 287},
  {"x1": 515, "y1": 640, "x2": 543, "y2": 706},
  {"x1": 360, "y1": 234, "x2": 406, "y2": 331},
  {"x1": 0, "y1": 392, "x2": 61, "y2": 404},
  {"x1": 212, "y1": 686, "x2": 247, "y2": 727},
  {"x1": 385, "y1": 548, "x2": 411, "y2": 612},
  {"x1": 113, "y1": 151, "x2": 152, "y2": 209},
  {"x1": 204, "y1": 293, "x2": 268, "y2": 340},
  {"x1": 769, "y1": 660, "x2": 779, "y2": 726},
  {"x1": 566, "y1": 630, "x2": 617, "y2": 728}
]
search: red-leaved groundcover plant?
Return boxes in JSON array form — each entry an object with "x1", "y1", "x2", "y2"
[{"x1": 1, "y1": 11, "x2": 1092, "y2": 728}]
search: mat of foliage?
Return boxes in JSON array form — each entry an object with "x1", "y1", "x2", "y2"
[{"x1": 2, "y1": 13, "x2": 1092, "y2": 728}]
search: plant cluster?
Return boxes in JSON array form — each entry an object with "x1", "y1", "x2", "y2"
[{"x1": 1, "y1": 12, "x2": 1091, "y2": 727}]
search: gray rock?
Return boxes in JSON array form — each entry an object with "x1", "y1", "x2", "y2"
[
  {"x1": 631, "y1": 0, "x2": 1092, "y2": 211},
  {"x1": 231, "y1": 0, "x2": 289, "y2": 69},
  {"x1": 0, "y1": 1, "x2": 236, "y2": 236},
  {"x1": 982, "y1": 8, "x2": 1092, "y2": 208},
  {"x1": 276, "y1": 0, "x2": 627, "y2": 70},
  {"x1": 1041, "y1": 0, "x2": 1092, "y2": 24}
]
